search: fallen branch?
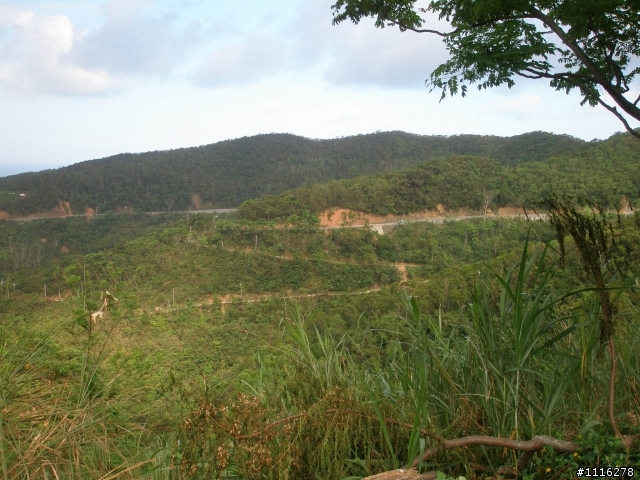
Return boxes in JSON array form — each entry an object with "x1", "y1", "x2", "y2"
[
  {"x1": 408, "y1": 434, "x2": 578, "y2": 471},
  {"x1": 227, "y1": 406, "x2": 637, "y2": 476},
  {"x1": 364, "y1": 468, "x2": 436, "y2": 480}
]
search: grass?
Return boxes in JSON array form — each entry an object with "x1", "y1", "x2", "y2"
[
  {"x1": 173, "y1": 238, "x2": 640, "y2": 479},
  {"x1": 0, "y1": 309, "x2": 159, "y2": 479},
  {"x1": 2, "y1": 215, "x2": 639, "y2": 479}
]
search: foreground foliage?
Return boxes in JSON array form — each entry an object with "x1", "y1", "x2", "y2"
[
  {"x1": 176, "y1": 239, "x2": 640, "y2": 479},
  {"x1": 0, "y1": 307, "x2": 157, "y2": 479},
  {"x1": 1, "y1": 209, "x2": 639, "y2": 479}
]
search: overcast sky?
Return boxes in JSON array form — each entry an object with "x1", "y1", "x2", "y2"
[{"x1": 0, "y1": 0, "x2": 634, "y2": 177}]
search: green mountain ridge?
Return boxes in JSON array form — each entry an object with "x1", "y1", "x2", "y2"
[
  {"x1": 239, "y1": 132, "x2": 640, "y2": 220},
  {"x1": 0, "y1": 130, "x2": 587, "y2": 217}
]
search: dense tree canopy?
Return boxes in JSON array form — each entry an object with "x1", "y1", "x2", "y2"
[
  {"x1": 332, "y1": 0, "x2": 640, "y2": 137},
  {"x1": 239, "y1": 131, "x2": 640, "y2": 220},
  {"x1": 0, "y1": 131, "x2": 585, "y2": 216}
]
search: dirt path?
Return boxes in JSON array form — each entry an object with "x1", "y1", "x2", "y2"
[
  {"x1": 3, "y1": 208, "x2": 237, "y2": 222},
  {"x1": 320, "y1": 208, "x2": 549, "y2": 234},
  {"x1": 148, "y1": 287, "x2": 384, "y2": 315}
]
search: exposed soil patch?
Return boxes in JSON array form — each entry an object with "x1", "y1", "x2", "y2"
[
  {"x1": 395, "y1": 263, "x2": 420, "y2": 283},
  {"x1": 27, "y1": 200, "x2": 73, "y2": 218},
  {"x1": 495, "y1": 206, "x2": 527, "y2": 216},
  {"x1": 0, "y1": 211, "x2": 9, "y2": 219},
  {"x1": 318, "y1": 205, "x2": 548, "y2": 229},
  {"x1": 320, "y1": 205, "x2": 473, "y2": 228}
]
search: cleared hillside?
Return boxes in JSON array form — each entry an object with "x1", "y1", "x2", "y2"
[{"x1": 0, "y1": 131, "x2": 586, "y2": 217}]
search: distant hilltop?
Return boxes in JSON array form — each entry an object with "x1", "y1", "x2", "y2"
[{"x1": 0, "y1": 130, "x2": 591, "y2": 218}]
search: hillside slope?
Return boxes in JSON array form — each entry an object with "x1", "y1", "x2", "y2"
[
  {"x1": 0, "y1": 131, "x2": 586, "y2": 217},
  {"x1": 239, "y1": 132, "x2": 640, "y2": 221}
]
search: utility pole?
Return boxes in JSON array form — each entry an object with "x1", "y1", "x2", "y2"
[
  {"x1": 44, "y1": 284, "x2": 47, "y2": 298},
  {"x1": 255, "y1": 235, "x2": 258, "y2": 251},
  {"x1": 173, "y1": 288, "x2": 175, "y2": 305}
]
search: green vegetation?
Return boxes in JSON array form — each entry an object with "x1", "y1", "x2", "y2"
[
  {"x1": 0, "y1": 213, "x2": 194, "y2": 272},
  {"x1": 1, "y1": 134, "x2": 640, "y2": 478},
  {"x1": 0, "y1": 301, "x2": 159, "y2": 478},
  {"x1": 239, "y1": 132, "x2": 640, "y2": 221},
  {"x1": 0, "y1": 131, "x2": 586, "y2": 216},
  {"x1": 1, "y1": 207, "x2": 638, "y2": 478}
]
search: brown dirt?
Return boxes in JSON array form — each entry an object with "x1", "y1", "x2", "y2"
[
  {"x1": 495, "y1": 206, "x2": 525, "y2": 216},
  {"x1": 27, "y1": 200, "x2": 73, "y2": 218},
  {"x1": 319, "y1": 205, "x2": 472, "y2": 228},
  {"x1": 620, "y1": 197, "x2": 633, "y2": 214},
  {"x1": 191, "y1": 193, "x2": 203, "y2": 209},
  {"x1": 319, "y1": 205, "x2": 545, "y2": 228},
  {"x1": 85, "y1": 207, "x2": 96, "y2": 219},
  {"x1": 0, "y1": 211, "x2": 9, "y2": 219},
  {"x1": 395, "y1": 263, "x2": 420, "y2": 283},
  {"x1": 45, "y1": 291, "x2": 71, "y2": 302}
]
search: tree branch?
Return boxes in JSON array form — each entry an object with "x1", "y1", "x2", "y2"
[
  {"x1": 364, "y1": 469, "x2": 436, "y2": 480},
  {"x1": 381, "y1": 15, "x2": 448, "y2": 36},
  {"x1": 608, "y1": 337, "x2": 623, "y2": 442},
  {"x1": 520, "y1": 68, "x2": 590, "y2": 80},
  {"x1": 529, "y1": 7, "x2": 640, "y2": 122},
  {"x1": 595, "y1": 97, "x2": 640, "y2": 139},
  {"x1": 607, "y1": 338, "x2": 640, "y2": 449},
  {"x1": 518, "y1": 67, "x2": 640, "y2": 138},
  {"x1": 409, "y1": 434, "x2": 579, "y2": 470}
]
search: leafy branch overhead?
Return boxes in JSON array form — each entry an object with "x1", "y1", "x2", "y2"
[{"x1": 331, "y1": 0, "x2": 640, "y2": 137}]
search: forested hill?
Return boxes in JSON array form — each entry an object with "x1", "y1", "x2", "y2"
[
  {"x1": 238, "y1": 132, "x2": 640, "y2": 220},
  {"x1": 0, "y1": 131, "x2": 587, "y2": 216}
]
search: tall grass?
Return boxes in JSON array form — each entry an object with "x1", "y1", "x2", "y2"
[
  {"x1": 175, "y1": 240, "x2": 640, "y2": 478},
  {"x1": 0, "y1": 313, "x2": 157, "y2": 479}
]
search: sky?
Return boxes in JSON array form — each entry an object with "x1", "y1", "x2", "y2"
[{"x1": 0, "y1": 0, "x2": 635, "y2": 177}]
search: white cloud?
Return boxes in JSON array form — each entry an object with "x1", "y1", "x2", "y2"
[
  {"x1": 193, "y1": 36, "x2": 290, "y2": 86},
  {"x1": 0, "y1": 0, "x2": 207, "y2": 96},
  {"x1": 492, "y1": 94, "x2": 543, "y2": 116},
  {"x1": 189, "y1": 0, "x2": 448, "y2": 90},
  {"x1": 322, "y1": 22, "x2": 447, "y2": 89},
  {"x1": 289, "y1": 0, "x2": 449, "y2": 89},
  {"x1": 70, "y1": 0, "x2": 203, "y2": 77},
  {"x1": 0, "y1": 9, "x2": 116, "y2": 95}
]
